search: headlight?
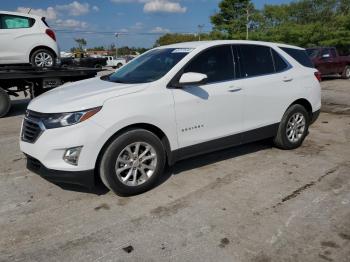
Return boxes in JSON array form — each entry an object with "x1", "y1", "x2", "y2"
[{"x1": 42, "y1": 107, "x2": 101, "y2": 129}]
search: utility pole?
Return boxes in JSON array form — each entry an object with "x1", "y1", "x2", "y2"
[
  {"x1": 115, "y1": 33, "x2": 119, "y2": 58},
  {"x1": 246, "y1": 5, "x2": 249, "y2": 40},
  {"x1": 197, "y1": 24, "x2": 204, "y2": 41}
]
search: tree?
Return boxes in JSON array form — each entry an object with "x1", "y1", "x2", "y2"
[
  {"x1": 211, "y1": 0, "x2": 257, "y2": 39},
  {"x1": 74, "y1": 38, "x2": 87, "y2": 51}
]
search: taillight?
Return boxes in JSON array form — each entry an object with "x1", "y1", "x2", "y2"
[
  {"x1": 314, "y1": 71, "x2": 322, "y2": 82},
  {"x1": 45, "y1": 29, "x2": 56, "y2": 41}
]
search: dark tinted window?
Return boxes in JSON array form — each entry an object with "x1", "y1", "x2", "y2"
[
  {"x1": 306, "y1": 48, "x2": 320, "y2": 59},
  {"x1": 330, "y1": 48, "x2": 337, "y2": 58},
  {"x1": 106, "y1": 48, "x2": 189, "y2": 84},
  {"x1": 321, "y1": 48, "x2": 331, "y2": 57},
  {"x1": 0, "y1": 15, "x2": 34, "y2": 29},
  {"x1": 280, "y1": 47, "x2": 314, "y2": 68},
  {"x1": 239, "y1": 45, "x2": 275, "y2": 77},
  {"x1": 184, "y1": 45, "x2": 234, "y2": 83},
  {"x1": 272, "y1": 49, "x2": 288, "y2": 72}
]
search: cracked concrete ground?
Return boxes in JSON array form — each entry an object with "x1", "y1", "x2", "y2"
[{"x1": 0, "y1": 78, "x2": 349, "y2": 262}]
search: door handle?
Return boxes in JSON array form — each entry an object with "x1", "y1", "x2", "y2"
[
  {"x1": 228, "y1": 87, "x2": 242, "y2": 93},
  {"x1": 283, "y1": 76, "x2": 293, "y2": 82}
]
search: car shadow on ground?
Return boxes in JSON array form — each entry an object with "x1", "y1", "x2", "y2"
[
  {"x1": 46, "y1": 140, "x2": 273, "y2": 196},
  {"x1": 156, "y1": 139, "x2": 273, "y2": 186}
]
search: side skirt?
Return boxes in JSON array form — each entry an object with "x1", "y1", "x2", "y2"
[{"x1": 169, "y1": 123, "x2": 279, "y2": 165}]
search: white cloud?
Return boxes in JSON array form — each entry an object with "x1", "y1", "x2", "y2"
[
  {"x1": 111, "y1": 0, "x2": 187, "y2": 13},
  {"x1": 131, "y1": 22, "x2": 144, "y2": 30},
  {"x1": 150, "y1": 26, "x2": 170, "y2": 33},
  {"x1": 16, "y1": 7, "x2": 58, "y2": 20},
  {"x1": 55, "y1": 19, "x2": 88, "y2": 29},
  {"x1": 56, "y1": 1, "x2": 90, "y2": 16},
  {"x1": 17, "y1": 2, "x2": 95, "y2": 20},
  {"x1": 16, "y1": 2, "x2": 94, "y2": 30},
  {"x1": 111, "y1": 0, "x2": 148, "y2": 3},
  {"x1": 144, "y1": 0, "x2": 186, "y2": 13}
]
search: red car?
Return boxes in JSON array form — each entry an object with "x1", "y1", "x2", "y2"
[{"x1": 306, "y1": 47, "x2": 350, "y2": 79}]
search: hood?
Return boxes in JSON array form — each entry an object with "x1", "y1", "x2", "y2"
[{"x1": 28, "y1": 77, "x2": 147, "y2": 113}]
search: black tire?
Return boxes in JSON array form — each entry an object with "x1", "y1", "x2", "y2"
[
  {"x1": 94, "y1": 64, "x2": 102, "y2": 69},
  {"x1": 0, "y1": 88, "x2": 11, "y2": 118},
  {"x1": 116, "y1": 63, "x2": 123, "y2": 68},
  {"x1": 341, "y1": 65, "x2": 350, "y2": 79},
  {"x1": 273, "y1": 104, "x2": 309, "y2": 150},
  {"x1": 99, "y1": 129, "x2": 166, "y2": 196},
  {"x1": 30, "y1": 49, "x2": 55, "y2": 68}
]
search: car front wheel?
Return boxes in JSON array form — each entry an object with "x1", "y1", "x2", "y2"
[
  {"x1": 274, "y1": 104, "x2": 309, "y2": 149},
  {"x1": 30, "y1": 49, "x2": 55, "y2": 68},
  {"x1": 99, "y1": 129, "x2": 166, "y2": 196}
]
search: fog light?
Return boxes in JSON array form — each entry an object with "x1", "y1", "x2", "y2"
[{"x1": 63, "y1": 146, "x2": 82, "y2": 166}]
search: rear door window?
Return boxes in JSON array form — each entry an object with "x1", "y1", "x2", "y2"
[
  {"x1": 0, "y1": 15, "x2": 34, "y2": 29},
  {"x1": 238, "y1": 44, "x2": 275, "y2": 77},
  {"x1": 280, "y1": 47, "x2": 314, "y2": 68},
  {"x1": 184, "y1": 45, "x2": 235, "y2": 84}
]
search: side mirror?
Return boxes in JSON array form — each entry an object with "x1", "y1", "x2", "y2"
[
  {"x1": 178, "y1": 72, "x2": 207, "y2": 86},
  {"x1": 322, "y1": 53, "x2": 330, "y2": 59}
]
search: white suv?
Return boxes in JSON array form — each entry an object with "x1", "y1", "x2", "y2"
[
  {"x1": 0, "y1": 11, "x2": 59, "y2": 67},
  {"x1": 20, "y1": 40, "x2": 321, "y2": 195}
]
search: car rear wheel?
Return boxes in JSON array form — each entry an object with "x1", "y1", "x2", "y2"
[
  {"x1": 273, "y1": 104, "x2": 309, "y2": 149},
  {"x1": 0, "y1": 88, "x2": 10, "y2": 118},
  {"x1": 116, "y1": 63, "x2": 123, "y2": 68},
  {"x1": 30, "y1": 49, "x2": 55, "y2": 68},
  {"x1": 341, "y1": 65, "x2": 350, "y2": 79},
  {"x1": 99, "y1": 129, "x2": 166, "y2": 196}
]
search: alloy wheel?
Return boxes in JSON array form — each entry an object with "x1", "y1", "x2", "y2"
[
  {"x1": 34, "y1": 52, "x2": 53, "y2": 67},
  {"x1": 115, "y1": 142, "x2": 157, "y2": 186},
  {"x1": 286, "y1": 112, "x2": 306, "y2": 143}
]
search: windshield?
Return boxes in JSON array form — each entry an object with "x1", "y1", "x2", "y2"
[
  {"x1": 306, "y1": 48, "x2": 319, "y2": 59},
  {"x1": 104, "y1": 48, "x2": 191, "y2": 84}
]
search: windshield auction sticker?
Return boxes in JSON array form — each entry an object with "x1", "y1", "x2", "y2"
[{"x1": 172, "y1": 48, "x2": 194, "y2": 53}]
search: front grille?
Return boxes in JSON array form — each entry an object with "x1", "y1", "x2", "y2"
[{"x1": 22, "y1": 112, "x2": 45, "y2": 143}]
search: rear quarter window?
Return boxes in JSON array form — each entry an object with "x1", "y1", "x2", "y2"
[{"x1": 280, "y1": 47, "x2": 314, "y2": 68}]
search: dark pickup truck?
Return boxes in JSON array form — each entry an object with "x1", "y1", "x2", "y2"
[
  {"x1": 61, "y1": 57, "x2": 107, "y2": 69},
  {"x1": 306, "y1": 47, "x2": 350, "y2": 79}
]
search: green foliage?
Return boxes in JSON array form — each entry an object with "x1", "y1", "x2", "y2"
[
  {"x1": 154, "y1": 0, "x2": 350, "y2": 53},
  {"x1": 211, "y1": 0, "x2": 257, "y2": 39},
  {"x1": 74, "y1": 38, "x2": 87, "y2": 51},
  {"x1": 87, "y1": 46, "x2": 105, "y2": 51},
  {"x1": 154, "y1": 31, "x2": 227, "y2": 46},
  {"x1": 155, "y1": 33, "x2": 198, "y2": 46}
]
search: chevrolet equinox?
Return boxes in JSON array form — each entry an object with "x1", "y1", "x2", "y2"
[{"x1": 20, "y1": 40, "x2": 321, "y2": 195}]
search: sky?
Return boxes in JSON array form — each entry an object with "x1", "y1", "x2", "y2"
[{"x1": 2, "y1": 0, "x2": 292, "y2": 51}]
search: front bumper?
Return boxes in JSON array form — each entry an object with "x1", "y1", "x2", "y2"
[
  {"x1": 26, "y1": 155, "x2": 95, "y2": 188},
  {"x1": 20, "y1": 119, "x2": 106, "y2": 171}
]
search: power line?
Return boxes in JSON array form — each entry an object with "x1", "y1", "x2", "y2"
[{"x1": 55, "y1": 29, "x2": 211, "y2": 36}]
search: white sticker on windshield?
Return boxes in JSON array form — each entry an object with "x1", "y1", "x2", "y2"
[{"x1": 172, "y1": 48, "x2": 194, "y2": 53}]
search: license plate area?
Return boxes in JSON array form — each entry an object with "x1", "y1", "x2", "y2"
[{"x1": 42, "y1": 78, "x2": 62, "y2": 89}]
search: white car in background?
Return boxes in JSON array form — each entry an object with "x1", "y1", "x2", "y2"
[
  {"x1": 20, "y1": 40, "x2": 321, "y2": 196},
  {"x1": 0, "y1": 11, "x2": 60, "y2": 67},
  {"x1": 105, "y1": 56, "x2": 126, "y2": 69}
]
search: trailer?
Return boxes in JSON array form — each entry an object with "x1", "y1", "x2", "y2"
[{"x1": 0, "y1": 66, "x2": 101, "y2": 117}]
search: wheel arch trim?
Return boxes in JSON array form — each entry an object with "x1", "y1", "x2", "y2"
[
  {"x1": 29, "y1": 46, "x2": 57, "y2": 61},
  {"x1": 95, "y1": 123, "x2": 173, "y2": 173}
]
